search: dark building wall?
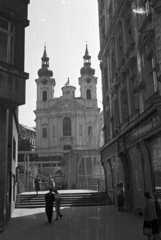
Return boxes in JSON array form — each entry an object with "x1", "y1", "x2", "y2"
[
  {"x1": 0, "y1": 0, "x2": 29, "y2": 107},
  {"x1": 98, "y1": 0, "x2": 161, "y2": 212},
  {"x1": 0, "y1": 0, "x2": 29, "y2": 232},
  {"x1": 0, "y1": 106, "x2": 8, "y2": 231}
]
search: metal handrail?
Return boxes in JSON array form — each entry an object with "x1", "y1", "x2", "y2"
[{"x1": 76, "y1": 178, "x2": 105, "y2": 192}]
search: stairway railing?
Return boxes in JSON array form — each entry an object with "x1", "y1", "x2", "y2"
[{"x1": 76, "y1": 178, "x2": 105, "y2": 192}]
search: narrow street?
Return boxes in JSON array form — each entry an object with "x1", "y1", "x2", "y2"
[{"x1": 1, "y1": 205, "x2": 146, "y2": 240}]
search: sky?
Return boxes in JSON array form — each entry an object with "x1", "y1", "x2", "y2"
[{"x1": 19, "y1": 0, "x2": 102, "y2": 127}]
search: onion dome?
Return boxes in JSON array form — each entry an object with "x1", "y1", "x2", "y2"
[
  {"x1": 80, "y1": 44, "x2": 95, "y2": 76},
  {"x1": 38, "y1": 46, "x2": 53, "y2": 77}
]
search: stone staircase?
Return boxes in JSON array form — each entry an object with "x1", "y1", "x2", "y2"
[{"x1": 15, "y1": 191, "x2": 109, "y2": 209}]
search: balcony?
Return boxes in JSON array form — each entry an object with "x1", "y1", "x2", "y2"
[{"x1": 0, "y1": 60, "x2": 29, "y2": 107}]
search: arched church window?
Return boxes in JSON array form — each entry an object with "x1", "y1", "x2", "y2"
[
  {"x1": 86, "y1": 89, "x2": 91, "y2": 99},
  {"x1": 42, "y1": 128, "x2": 47, "y2": 138},
  {"x1": 88, "y1": 126, "x2": 92, "y2": 136},
  {"x1": 63, "y1": 117, "x2": 71, "y2": 136},
  {"x1": 42, "y1": 90, "x2": 47, "y2": 101}
]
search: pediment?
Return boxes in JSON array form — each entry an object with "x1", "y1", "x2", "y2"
[{"x1": 49, "y1": 100, "x2": 85, "y2": 112}]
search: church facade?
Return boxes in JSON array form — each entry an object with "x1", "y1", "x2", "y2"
[{"x1": 34, "y1": 46, "x2": 104, "y2": 188}]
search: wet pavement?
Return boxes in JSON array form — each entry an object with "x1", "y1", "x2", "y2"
[{"x1": 1, "y1": 205, "x2": 146, "y2": 240}]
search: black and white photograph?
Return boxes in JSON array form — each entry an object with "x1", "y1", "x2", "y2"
[{"x1": 0, "y1": 1, "x2": 161, "y2": 240}]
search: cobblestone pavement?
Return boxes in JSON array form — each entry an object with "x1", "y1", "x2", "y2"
[{"x1": 1, "y1": 205, "x2": 147, "y2": 240}]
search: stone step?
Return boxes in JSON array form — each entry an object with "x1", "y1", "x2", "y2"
[{"x1": 15, "y1": 191, "x2": 108, "y2": 208}]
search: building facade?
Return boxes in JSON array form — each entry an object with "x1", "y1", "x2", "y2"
[
  {"x1": 18, "y1": 124, "x2": 37, "y2": 193},
  {"x1": 62, "y1": 111, "x2": 105, "y2": 189},
  {"x1": 98, "y1": 0, "x2": 161, "y2": 212},
  {"x1": 0, "y1": 0, "x2": 29, "y2": 231},
  {"x1": 34, "y1": 46, "x2": 104, "y2": 188},
  {"x1": 18, "y1": 124, "x2": 36, "y2": 151}
]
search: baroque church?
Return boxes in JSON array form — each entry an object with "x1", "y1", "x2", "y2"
[{"x1": 35, "y1": 45, "x2": 104, "y2": 189}]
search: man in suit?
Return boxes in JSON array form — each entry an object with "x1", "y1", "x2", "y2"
[{"x1": 45, "y1": 188, "x2": 55, "y2": 223}]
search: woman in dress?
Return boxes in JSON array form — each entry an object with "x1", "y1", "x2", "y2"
[
  {"x1": 143, "y1": 192, "x2": 159, "y2": 240},
  {"x1": 153, "y1": 193, "x2": 161, "y2": 240},
  {"x1": 34, "y1": 175, "x2": 40, "y2": 196}
]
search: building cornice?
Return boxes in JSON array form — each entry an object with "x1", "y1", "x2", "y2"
[{"x1": 0, "y1": 60, "x2": 29, "y2": 79}]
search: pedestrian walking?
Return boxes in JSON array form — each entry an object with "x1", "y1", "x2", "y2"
[
  {"x1": 54, "y1": 189, "x2": 63, "y2": 220},
  {"x1": 48, "y1": 175, "x2": 55, "y2": 191},
  {"x1": 45, "y1": 188, "x2": 55, "y2": 223},
  {"x1": 34, "y1": 175, "x2": 40, "y2": 196},
  {"x1": 117, "y1": 185, "x2": 124, "y2": 212},
  {"x1": 143, "y1": 191, "x2": 159, "y2": 240},
  {"x1": 153, "y1": 193, "x2": 161, "y2": 239}
]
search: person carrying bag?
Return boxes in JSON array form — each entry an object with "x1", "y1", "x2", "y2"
[
  {"x1": 143, "y1": 220, "x2": 152, "y2": 236},
  {"x1": 143, "y1": 192, "x2": 159, "y2": 240}
]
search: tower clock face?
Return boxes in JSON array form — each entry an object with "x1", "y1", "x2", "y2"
[
  {"x1": 85, "y1": 78, "x2": 91, "y2": 84},
  {"x1": 41, "y1": 79, "x2": 48, "y2": 85}
]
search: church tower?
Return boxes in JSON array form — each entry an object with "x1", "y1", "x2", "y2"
[
  {"x1": 79, "y1": 45, "x2": 98, "y2": 108},
  {"x1": 35, "y1": 46, "x2": 56, "y2": 155},
  {"x1": 36, "y1": 46, "x2": 55, "y2": 110}
]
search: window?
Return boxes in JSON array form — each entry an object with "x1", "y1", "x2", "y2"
[
  {"x1": 79, "y1": 125, "x2": 82, "y2": 136},
  {"x1": 86, "y1": 158, "x2": 92, "y2": 175},
  {"x1": 63, "y1": 117, "x2": 71, "y2": 136},
  {"x1": 145, "y1": 1, "x2": 150, "y2": 16},
  {"x1": 124, "y1": 8, "x2": 132, "y2": 51},
  {"x1": 111, "y1": 41, "x2": 116, "y2": 79},
  {"x1": 88, "y1": 126, "x2": 92, "y2": 136},
  {"x1": 100, "y1": 0, "x2": 104, "y2": 14},
  {"x1": 108, "y1": 1, "x2": 113, "y2": 25},
  {"x1": 117, "y1": 22, "x2": 124, "y2": 64},
  {"x1": 53, "y1": 126, "x2": 55, "y2": 137},
  {"x1": 79, "y1": 158, "x2": 85, "y2": 175},
  {"x1": 113, "y1": 94, "x2": 120, "y2": 129},
  {"x1": 13, "y1": 175, "x2": 15, "y2": 201},
  {"x1": 152, "y1": 57, "x2": 158, "y2": 92},
  {"x1": 42, "y1": 90, "x2": 47, "y2": 101},
  {"x1": 114, "y1": 0, "x2": 119, "y2": 9},
  {"x1": 129, "y1": 72, "x2": 139, "y2": 113},
  {"x1": 0, "y1": 18, "x2": 14, "y2": 64},
  {"x1": 79, "y1": 158, "x2": 92, "y2": 176},
  {"x1": 42, "y1": 128, "x2": 47, "y2": 138},
  {"x1": 142, "y1": 50, "x2": 157, "y2": 99},
  {"x1": 63, "y1": 145, "x2": 71, "y2": 150},
  {"x1": 13, "y1": 137, "x2": 16, "y2": 160},
  {"x1": 120, "y1": 80, "x2": 128, "y2": 122},
  {"x1": 9, "y1": 172, "x2": 12, "y2": 203},
  {"x1": 104, "y1": 65, "x2": 108, "y2": 90},
  {"x1": 86, "y1": 89, "x2": 91, "y2": 99}
]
